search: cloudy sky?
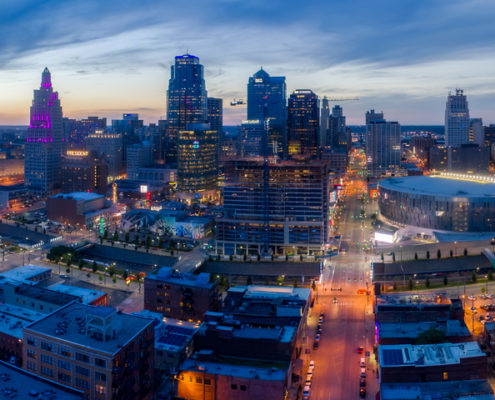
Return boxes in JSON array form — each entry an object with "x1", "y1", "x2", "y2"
[{"x1": 1, "y1": 0, "x2": 494, "y2": 126}]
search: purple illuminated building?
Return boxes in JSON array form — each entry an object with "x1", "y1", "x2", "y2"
[{"x1": 24, "y1": 68, "x2": 64, "y2": 195}]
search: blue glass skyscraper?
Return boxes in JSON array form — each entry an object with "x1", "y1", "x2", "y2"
[{"x1": 247, "y1": 69, "x2": 287, "y2": 157}]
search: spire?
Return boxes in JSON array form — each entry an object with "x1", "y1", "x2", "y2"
[{"x1": 41, "y1": 67, "x2": 52, "y2": 89}]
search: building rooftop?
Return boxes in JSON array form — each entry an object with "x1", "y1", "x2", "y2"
[
  {"x1": 379, "y1": 342, "x2": 484, "y2": 367},
  {"x1": 0, "y1": 264, "x2": 50, "y2": 283},
  {"x1": 0, "y1": 303, "x2": 44, "y2": 339},
  {"x1": 50, "y1": 192, "x2": 103, "y2": 201},
  {"x1": 0, "y1": 361, "x2": 84, "y2": 399},
  {"x1": 377, "y1": 320, "x2": 471, "y2": 340},
  {"x1": 48, "y1": 283, "x2": 106, "y2": 304},
  {"x1": 25, "y1": 302, "x2": 153, "y2": 356},
  {"x1": 376, "y1": 293, "x2": 452, "y2": 308},
  {"x1": 380, "y1": 380, "x2": 495, "y2": 400},
  {"x1": 379, "y1": 175, "x2": 495, "y2": 199},
  {"x1": 180, "y1": 358, "x2": 288, "y2": 381},
  {"x1": 10, "y1": 283, "x2": 80, "y2": 306},
  {"x1": 147, "y1": 267, "x2": 214, "y2": 289},
  {"x1": 232, "y1": 285, "x2": 311, "y2": 302}
]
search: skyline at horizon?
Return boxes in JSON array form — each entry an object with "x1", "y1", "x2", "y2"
[{"x1": 1, "y1": 0, "x2": 495, "y2": 126}]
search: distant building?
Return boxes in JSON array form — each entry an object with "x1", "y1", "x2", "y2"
[
  {"x1": 321, "y1": 148, "x2": 348, "y2": 176},
  {"x1": 429, "y1": 144, "x2": 489, "y2": 173},
  {"x1": 144, "y1": 267, "x2": 219, "y2": 322},
  {"x1": 366, "y1": 113, "x2": 401, "y2": 176},
  {"x1": 23, "y1": 302, "x2": 154, "y2": 400},
  {"x1": 48, "y1": 283, "x2": 107, "y2": 306},
  {"x1": 126, "y1": 141, "x2": 152, "y2": 180},
  {"x1": 63, "y1": 116, "x2": 106, "y2": 148},
  {"x1": 207, "y1": 97, "x2": 223, "y2": 165},
  {"x1": 111, "y1": 113, "x2": 143, "y2": 157},
  {"x1": 239, "y1": 119, "x2": 264, "y2": 156},
  {"x1": 46, "y1": 192, "x2": 113, "y2": 229},
  {"x1": 24, "y1": 68, "x2": 64, "y2": 195},
  {"x1": 0, "y1": 265, "x2": 51, "y2": 284},
  {"x1": 247, "y1": 69, "x2": 287, "y2": 157},
  {"x1": 326, "y1": 105, "x2": 347, "y2": 149},
  {"x1": 0, "y1": 183, "x2": 28, "y2": 210},
  {"x1": 445, "y1": 89, "x2": 470, "y2": 147},
  {"x1": 320, "y1": 97, "x2": 330, "y2": 148},
  {"x1": 470, "y1": 118, "x2": 484, "y2": 146},
  {"x1": 61, "y1": 150, "x2": 108, "y2": 194},
  {"x1": 85, "y1": 131, "x2": 123, "y2": 181},
  {"x1": 288, "y1": 89, "x2": 319, "y2": 158},
  {"x1": 177, "y1": 123, "x2": 218, "y2": 197},
  {"x1": 366, "y1": 109, "x2": 384, "y2": 124},
  {"x1": 135, "y1": 165, "x2": 176, "y2": 186}
]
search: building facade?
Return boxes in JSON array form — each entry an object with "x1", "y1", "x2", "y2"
[
  {"x1": 24, "y1": 68, "x2": 64, "y2": 196},
  {"x1": 445, "y1": 89, "x2": 470, "y2": 147},
  {"x1": 61, "y1": 150, "x2": 108, "y2": 194},
  {"x1": 85, "y1": 131, "x2": 123, "y2": 181},
  {"x1": 366, "y1": 116, "x2": 401, "y2": 176},
  {"x1": 288, "y1": 90, "x2": 319, "y2": 158}
]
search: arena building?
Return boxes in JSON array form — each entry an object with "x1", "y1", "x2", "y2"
[{"x1": 378, "y1": 174, "x2": 495, "y2": 232}]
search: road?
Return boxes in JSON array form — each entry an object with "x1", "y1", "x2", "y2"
[{"x1": 309, "y1": 150, "x2": 379, "y2": 400}]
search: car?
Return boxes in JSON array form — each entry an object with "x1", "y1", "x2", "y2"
[
  {"x1": 313, "y1": 341, "x2": 319, "y2": 349},
  {"x1": 305, "y1": 378, "x2": 312, "y2": 387},
  {"x1": 360, "y1": 368, "x2": 366, "y2": 378},
  {"x1": 480, "y1": 315, "x2": 485, "y2": 321},
  {"x1": 357, "y1": 346, "x2": 364, "y2": 354},
  {"x1": 59, "y1": 274, "x2": 69, "y2": 279},
  {"x1": 487, "y1": 313, "x2": 492, "y2": 320},
  {"x1": 359, "y1": 378, "x2": 366, "y2": 387},
  {"x1": 333, "y1": 297, "x2": 338, "y2": 304},
  {"x1": 359, "y1": 388, "x2": 366, "y2": 398},
  {"x1": 307, "y1": 369, "x2": 313, "y2": 377},
  {"x1": 315, "y1": 334, "x2": 321, "y2": 342},
  {"x1": 486, "y1": 294, "x2": 493, "y2": 299},
  {"x1": 360, "y1": 358, "x2": 365, "y2": 368},
  {"x1": 319, "y1": 312, "x2": 325, "y2": 319},
  {"x1": 309, "y1": 360, "x2": 315, "y2": 369},
  {"x1": 481, "y1": 294, "x2": 488, "y2": 300},
  {"x1": 468, "y1": 295, "x2": 477, "y2": 301},
  {"x1": 303, "y1": 385, "x2": 311, "y2": 399}
]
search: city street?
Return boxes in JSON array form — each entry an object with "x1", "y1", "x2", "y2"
[{"x1": 308, "y1": 150, "x2": 379, "y2": 400}]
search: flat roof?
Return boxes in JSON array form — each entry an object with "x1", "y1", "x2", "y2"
[
  {"x1": 0, "y1": 361, "x2": 84, "y2": 399},
  {"x1": 25, "y1": 302, "x2": 153, "y2": 355},
  {"x1": 379, "y1": 175, "x2": 495, "y2": 198},
  {"x1": 0, "y1": 304, "x2": 44, "y2": 339},
  {"x1": 380, "y1": 380, "x2": 495, "y2": 400},
  {"x1": 376, "y1": 293, "x2": 451, "y2": 307},
  {"x1": 147, "y1": 267, "x2": 213, "y2": 288},
  {"x1": 180, "y1": 358, "x2": 288, "y2": 381},
  {"x1": 48, "y1": 283, "x2": 106, "y2": 304},
  {"x1": 377, "y1": 320, "x2": 471, "y2": 339},
  {"x1": 51, "y1": 192, "x2": 103, "y2": 201},
  {"x1": 0, "y1": 264, "x2": 51, "y2": 282},
  {"x1": 379, "y1": 342, "x2": 484, "y2": 367},
  {"x1": 13, "y1": 283, "x2": 79, "y2": 306},
  {"x1": 235, "y1": 285, "x2": 311, "y2": 302}
]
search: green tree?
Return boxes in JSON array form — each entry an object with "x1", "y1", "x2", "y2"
[
  {"x1": 408, "y1": 278, "x2": 413, "y2": 290},
  {"x1": 425, "y1": 277, "x2": 430, "y2": 288},
  {"x1": 472, "y1": 270, "x2": 477, "y2": 283},
  {"x1": 108, "y1": 266, "x2": 116, "y2": 277},
  {"x1": 482, "y1": 286, "x2": 486, "y2": 294},
  {"x1": 415, "y1": 327, "x2": 447, "y2": 345},
  {"x1": 437, "y1": 249, "x2": 441, "y2": 259},
  {"x1": 66, "y1": 267, "x2": 70, "y2": 274},
  {"x1": 426, "y1": 251, "x2": 430, "y2": 259},
  {"x1": 158, "y1": 237, "x2": 163, "y2": 248},
  {"x1": 464, "y1": 248, "x2": 468, "y2": 256},
  {"x1": 247, "y1": 276, "x2": 253, "y2": 285},
  {"x1": 125, "y1": 232, "x2": 130, "y2": 243},
  {"x1": 112, "y1": 277, "x2": 117, "y2": 284},
  {"x1": 78, "y1": 259, "x2": 84, "y2": 270},
  {"x1": 489, "y1": 270, "x2": 493, "y2": 281},
  {"x1": 92, "y1": 261, "x2": 97, "y2": 273},
  {"x1": 113, "y1": 231, "x2": 119, "y2": 242},
  {"x1": 414, "y1": 252, "x2": 418, "y2": 261},
  {"x1": 443, "y1": 275, "x2": 448, "y2": 286},
  {"x1": 98, "y1": 274, "x2": 103, "y2": 282}
]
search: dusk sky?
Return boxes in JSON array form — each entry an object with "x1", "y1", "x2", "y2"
[{"x1": 1, "y1": 0, "x2": 494, "y2": 126}]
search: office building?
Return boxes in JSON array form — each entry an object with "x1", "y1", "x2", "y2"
[
  {"x1": 126, "y1": 141, "x2": 152, "y2": 180},
  {"x1": 111, "y1": 113, "x2": 143, "y2": 145},
  {"x1": 0, "y1": 265, "x2": 52, "y2": 284},
  {"x1": 177, "y1": 124, "x2": 218, "y2": 197},
  {"x1": 288, "y1": 89, "x2": 319, "y2": 158},
  {"x1": 247, "y1": 69, "x2": 287, "y2": 157},
  {"x1": 469, "y1": 118, "x2": 484, "y2": 146},
  {"x1": 24, "y1": 67, "x2": 64, "y2": 196},
  {"x1": 365, "y1": 109, "x2": 383, "y2": 124},
  {"x1": 63, "y1": 116, "x2": 106, "y2": 148},
  {"x1": 144, "y1": 267, "x2": 219, "y2": 322},
  {"x1": 239, "y1": 119, "x2": 264, "y2": 156},
  {"x1": 429, "y1": 143, "x2": 489, "y2": 173},
  {"x1": 207, "y1": 97, "x2": 223, "y2": 162},
  {"x1": 23, "y1": 302, "x2": 154, "y2": 400},
  {"x1": 445, "y1": 89, "x2": 470, "y2": 147},
  {"x1": 166, "y1": 54, "x2": 208, "y2": 163},
  {"x1": 0, "y1": 183, "x2": 28, "y2": 210},
  {"x1": 327, "y1": 105, "x2": 349, "y2": 150},
  {"x1": 217, "y1": 158, "x2": 331, "y2": 256},
  {"x1": 61, "y1": 150, "x2": 108, "y2": 194},
  {"x1": 366, "y1": 112, "x2": 401, "y2": 176},
  {"x1": 85, "y1": 131, "x2": 123, "y2": 181},
  {"x1": 320, "y1": 97, "x2": 330, "y2": 147}
]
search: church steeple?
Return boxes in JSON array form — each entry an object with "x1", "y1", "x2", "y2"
[{"x1": 41, "y1": 67, "x2": 52, "y2": 89}]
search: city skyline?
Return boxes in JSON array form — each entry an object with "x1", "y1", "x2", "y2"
[{"x1": 1, "y1": 0, "x2": 495, "y2": 126}]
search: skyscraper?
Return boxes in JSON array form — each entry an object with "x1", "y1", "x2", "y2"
[
  {"x1": 24, "y1": 68, "x2": 64, "y2": 195},
  {"x1": 166, "y1": 54, "x2": 208, "y2": 163},
  {"x1": 320, "y1": 97, "x2": 330, "y2": 147},
  {"x1": 207, "y1": 97, "x2": 223, "y2": 167},
  {"x1": 469, "y1": 118, "x2": 484, "y2": 146},
  {"x1": 247, "y1": 69, "x2": 287, "y2": 157},
  {"x1": 365, "y1": 112, "x2": 401, "y2": 176},
  {"x1": 288, "y1": 90, "x2": 319, "y2": 158},
  {"x1": 327, "y1": 105, "x2": 346, "y2": 148},
  {"x1": 445, "y1": 89, "x2": 470, "y2": 147}
]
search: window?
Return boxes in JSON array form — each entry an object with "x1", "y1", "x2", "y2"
[
  {"x1": 95, "y1": 371, "x2": 107, "y2": 382},
  {"x1": 196, "y1": 376, "x2": 202, "y2": 384},
  {"x1": 76, "y1": 365, "x2": 90, "y2": 377},
  {"x1": 58, "y1": 372, "x2": 71, "y2": 384},
  {"x1": 27, "y1": 349, "x2": 37, "y2": 359},
  {"x1": 40, "y1": 342, "x2": 53, "y2": 352},
  {"x1": 26, "y1": 337, "x2": 36, "y2": 346},
  {"x1": 76, "y1": 377, "x2": 89, "y2": 390},
  {"x1": 205, "y1": 378, "x2": 211, "y2": 385},
  {"x1": 58, "y1": 359, "x2": 72, "y2": 371},
  {"x1": 76, "y1": 352, "x2": 90, "y2": 363},
  {"x1": 443, "y1": 372, "x2": 448, "y2": 380},
  {"x1": 26, "y1": 361, "x2": 36, "y2": 371},
  {"x1": 94, "y1": 358, "x2": 106, "y2": 368},
  {"x1": 95, "y1": 384, "x2": 106, "y2": 395},
  {"x1": 240, "y1": 385, "x2": 246, "y2": 391},
  {"x1": 231, "y1": 384, "x2": 237, "y2": 390},
  {"x1": 41, "y1": 366, "x2": 53, "y2": 377},
  {"x1": 40, "y1": 354, "x2": 53, "y2": 365},
  {"x1": 58, "y1": 347, "x2": 71, "y2": 358}
]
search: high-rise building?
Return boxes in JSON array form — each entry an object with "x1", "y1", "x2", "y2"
[
  {"x1": 166, "y1": 54, "x2": 208, "y2": 163},
  {"x1": 288, "y1": 90, "x2": 319, "y2": 158},
  {"x1": 61, "y1": 150, "x2": 108, "y2": 194},
  {"x1": 320, "y1": 97, "x2": 330, "y2": 147},
  {"x1": 63, "y1": 117, "x2": 106, "y2": 148},
  {"x1": 85, "y1": 131, "x2": 123, "y2": 181},
  {"x1": 126, "y1": 141, "x2": 152, "y2": 180},
  {"x1": 207, "y1": 97, "x2": 223, "y2": 168},
  {"x1": 469, "y1": 118, "x2": 484, "y2": 146},
  {"x1": 247, "y1": 69, "x2": 287, "y2": 157},
  {"x1": 445, "y1": 89, "x2": 470, "y2": 147},
  {"x1": 217, "y1": 158, "x2": 331, "y2": 256},
  {"x1": 239, "y1": 120, "x2": 264, "y2": 156},
  {"x1": 177, "y1": 123, "x2": 218, "y2": 196},
  {"x1": 24, "y1": 68, "x2": 64, "y2": 195},
  {"x1": 365, "y1": 109, "x2": 384, "y2": 125},
  {"x1": 365, "y1": 112, "x2": 401, "y2": 176},
  {"x1": 327, "y1": 105, "x2": 347, "y2": 149}
]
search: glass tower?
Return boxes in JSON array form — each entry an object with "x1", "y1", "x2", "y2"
[
  {"x1": 445, "y1": 89, "x2": 470, "y2": 147},
  {"x1": 24, "y1": 68, "x2": 64, "y2": 195},
  {"x1": 288, "y1": 89, "x2": 319, "y2": 158}
]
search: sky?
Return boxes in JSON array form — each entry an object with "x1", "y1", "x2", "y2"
[{"x1": 0, "y1": 0, "x2": 494, "y2": 126}]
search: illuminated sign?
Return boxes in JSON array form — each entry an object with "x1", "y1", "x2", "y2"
[
  {"x1": 99, "y1": 217, "x2": 104, "y2": 236},
  {"x1": 140, "y1": 185, "x2": 148, "y2": 194},
  {"x1": 66, "y1": 150, "x2": 89, "y2": 157},
  {"x1": 193, "y1": 141, "x2": 200, "y2": 149},
  {"x1": 370, "y1": 189, "x2": 378, "y2": 198},
  {"x1": 374, "y1": 231, "x2": 394, "y2": 244}
]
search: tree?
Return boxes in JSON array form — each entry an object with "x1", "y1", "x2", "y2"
[
  {"x1": 489, "y1": 270, "x2": 493, "y2": 281},
  {"x1": 450, "y1": 250, "x2": 453, "y2": 257},
  {"x1": 426, "y1": 250, "x2": 430, "y2": 259},
  {"x1": 312, "y1": 280, "x2": 316, "y2": 291},
  {"x1": 146, "y1": 235, "x2": 151, "y2": 249},
  {"x1": 416, "y1": 327, "x2": 447, "y2": 345},
  {"x1": 408, "y1": 278, "x2": 413, "y2": 290},
  {"x1": 112, "y1": 277, "x2": 117, "y2": 284},
  {"x1": 103, "y1": 229, "x2": 108, "y2": 240},
  {"x1": 98, "y1": 274, "x2": 103, "y2": 282},
  {"x1": 99, "y1": 236, "x2": 103, "y2": 245},
  {"x1": 472, "y1": 270, "x2": 477, "y2": 283},
  {"x1": 108, "y1": 266, "x2": 116, "y2": 277},
  {"x1": 158, "y1": 237, "x2": 163, "y2": 248},
  {"x1": 392, "y1": 252, "x2": 396, "y2": 262},
  {"x1": 437, "y1": 249, "x2": 441, "y2": 259},
  {"x1": 123, "y1": 270, "x2": 128, "y2": 280},
  {"x1": 482, "y1": 286, "x2": 486, "y2": 294},
  {"x1": 92, "y1": 261, "x2": 97, "y2": 273},
  {"x1": 425, "y1": 277, "x2": 430, "y2": 288},
  {"x1": 443, "y1": 275, "x2": 448, "y2": 286},
  {"x1": 464, "y1": 248, "x2": 468, "y2": 257},
  {"x1": 125, "y1": 232, "x2": 130, "y2": 243},
  {"x1": 247, "y1": 276, "x2": 253, "y2": 285},
  {"x1": 414, "y1": 252, "x2": 418, "y2": 261},
  {"x1": 78, "y1": 259, "x2": 84, "y2": 270},
  {"x1": 168, "y1": 239, "x2": 175, "y2": 250},
  {"x1": 86, "y1": 272, "x2": 91, "y2": 279}
]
